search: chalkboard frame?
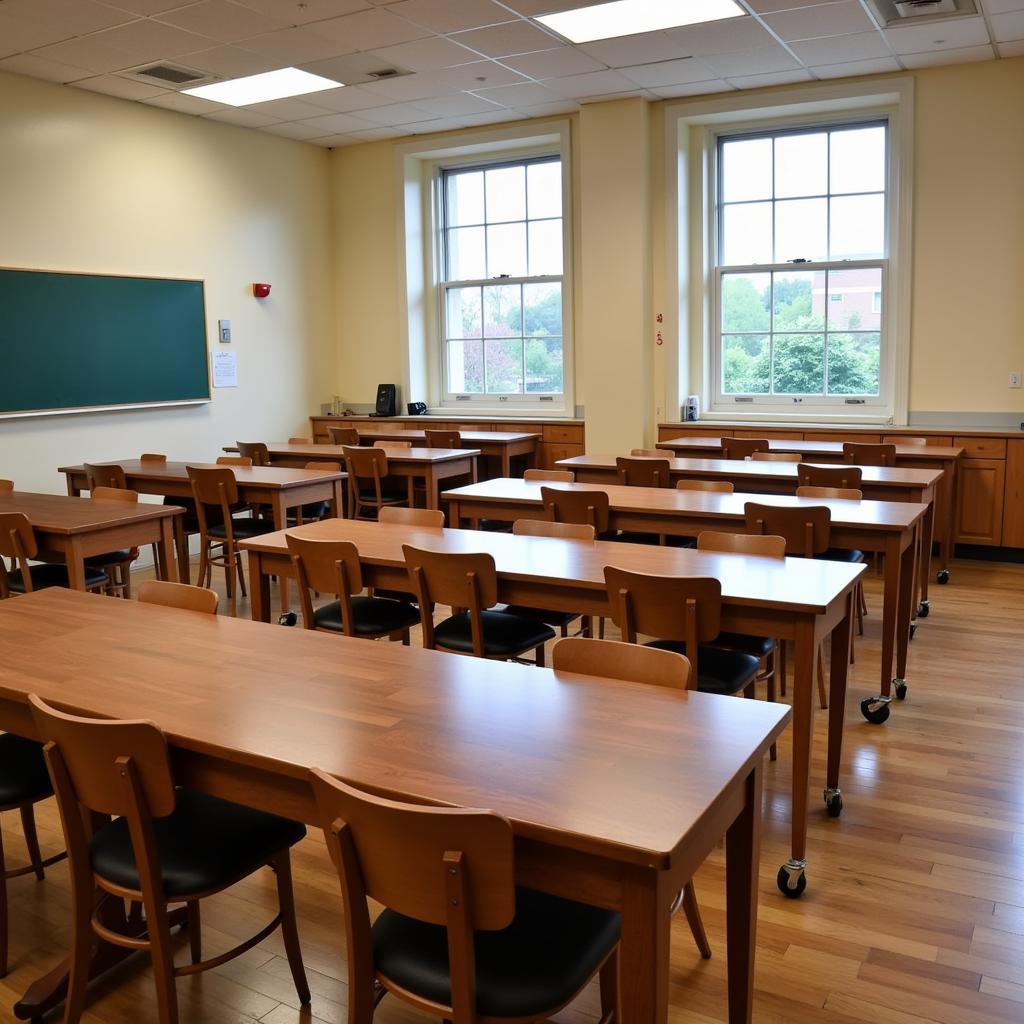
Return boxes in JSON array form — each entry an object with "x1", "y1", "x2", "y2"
[{"x1": 0, "y1": 265, "x2": 212, "y2": 420}]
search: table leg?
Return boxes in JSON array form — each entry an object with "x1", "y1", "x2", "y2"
[
  {"x1": 878, "y1": 534, "x2": 902, "y2": 699},
  {"x1": 501, "y1": 449, "x2": 511, "y2": 478},
  {"x1": 65, "y1": 538, "x2": 87, "y2": 591},
  {"x1": 425, "y1": 468, "x2": 440, "y2": 511},
  {"x1": 619, "y1": 864, "x2": 670, "y2": 1024},
  {"x1": 938, "y1": 459, "x2": 956, "y2": 584},
  {"x1": 272, "y1": 493, "x2": 289, "y2": 613},
  {"x1": 330, "y1": 479, "x2": 344, "y2": 519},
  {"x1": 917, "y1": 492, "x2": 936, "y2": 615},
  {"x1": 449, "y1": 500, "x2": 462, "y2": 528},
  {"x1": 894, "y1": 533, "x2": 916, "y2": 692},
  {"x1": 155, "y1": 518, "x2": 175, "y2": 582},
  {"x1": 825, "y1": 591, "x2": 853, "y2": 815},
  {"x1": 248, "y1": 551, "x2": 271, "y2": 623},
  {"x1": 725, "y1": 765, "x2": 763, "y2": 1024},
  {"x1": 174, "y1": 519, "x2": 190, "y2": 585}
]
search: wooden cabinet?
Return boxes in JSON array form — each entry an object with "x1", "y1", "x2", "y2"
[
  {"x1": 955, "y1": 459, "x2": 1006, "y2": 545},
  {"x1": 1002, "y1": 440, "x2": 1024, "y2": 548},
  {"x1": 541, "y1": 443, "x2": 584, "y2": 469}
]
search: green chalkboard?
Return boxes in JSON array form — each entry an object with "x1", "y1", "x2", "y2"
[{"x1": 0, "y1": 268, "x2": 210, "y2": 417}]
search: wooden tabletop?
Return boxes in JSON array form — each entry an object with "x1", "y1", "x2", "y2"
[
  {"x1": 0, "y1": 490, "x2": 181, "y2": 533},
  {"x1": 59, "y1": 460, "x2": 346, "y2": 489},
  {"x1": 241, "y1": 517, "x2": 865, "y2": 614},
  {"x1": 350, "y1": 429, "x2": 539, "y2": 444},
  {"x1": 558, "y1": 454, "x2": 943, "y2": 489},
  {"x1": 656, "y1": 436, "x2": 964, "y2": 460},
  {"x1": 222, "y1": 444, "x2": 478, "y2": 465},
  {"x1": 0, "y1": 588, "x2": 789, "y2": 866},
  {"x1": 442, "y1": 478, "x2": 926, "y2": 532}
]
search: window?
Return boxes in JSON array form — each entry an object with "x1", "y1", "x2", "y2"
[
  {"x1": 715, "y1": 121, "x2": 888, "y2": 408},
  {"x1": 440, "y1": 157, "x2": 565, "y2": 402}
]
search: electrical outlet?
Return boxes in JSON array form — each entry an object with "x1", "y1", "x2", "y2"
[{"x1": 1010, "y1": 371, "x2": 1022, "y2": 389}]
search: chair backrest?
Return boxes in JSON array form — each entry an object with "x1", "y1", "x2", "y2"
[
  {"x1": 744, "y1": 501, "x2": 831, "y2": 557},
  {"x1": 0, "y1": 513, "x2": 38, "y2": 595},
  {"x1": 749, "y1": 451, "x2": 802, "y2": 463},
  {"x1": 0, "y1": 479, "x2": 13, "y2": 495},
  {"x1": 424, "y1": 429, "x2": 461, "y2": 449},
  {"x1": 138, "y1": 580, "x2": 218, "y2": 614},
  {"x1": 287, "y1": 535, "x2": 364, "y2": 634},
  {"x1": 186, "y1": 466, "x2": 240, "y2": 536},
  {"x1": 796, "y1": 464, "x2": 862, "y2": 490},
  {"x1": 379, "y1": 506, "x2": 445, "y2": 527},
  {"x1": 289, "y1": 437, "x2": 312, "y2": 444},
  {"x1": 843, "y1": 442, "x2": 896, "y2": 467},
  {"x1": 512, "y1": 519, "x2": 595, "y2": 541},
  {"x1": 328, "y1": 426, "x2": 361, "y2": 446},
  {"x1": 235, "y1": 442, "x2": 270, "y2": 466},
  {"x1": 697, "y1": 531, "x2": 786, "y2": 558},
  {"x1": 552, "y1": 637, "x2": 690, "y2": 690},
  {"x1": 92, "y1": 486, "x2": 138, "y2": 504},
  {"x1": 722, "y1": 437, "x2": 769, "y2": 460},
  {"x1": 216, "y1": 455, "x2": 252, "y2": 466},
  {"x1": 616, "y1": 456, "x2": 671, "y2": 488},
  {"x1": 630, "y1": 449, "x2": 665, "y2": 457},
  {"x1": 343, "y1": 445, "x2": 389, "y2": 497},
  {"x1": 523, "y1": 468, "x2": 574, "y2": 482},
  {"x1": 310, "y1": 768, "x2": 515, "y2": 1019},
  {"x1": 29, "y1": 694, "x2": 176, "y2": 819},
  {"x1": 305, "y1": 460, "x2": 343, "y2": 474},
  {"x1": 83, "y1": 463, "x2": 127, "y2": 491},
  {"x1": 140, "y1": 453, "x2": 167, "y2": 464},
  {"x1": 541, "y1": 486, "x2": 610, "y2": 533},
  {"x1": 676, "y1": 478, "x2": 734, "y2": 493},
  {"x1": 796, "y1": 485, "x2": 863, "y2": 500},
  {"x1": 374, "y1": 440, "x2": 412, "y2": 450}
]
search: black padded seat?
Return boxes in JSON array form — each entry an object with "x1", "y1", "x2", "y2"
[
  {"x1": 90, "y1": 789, "x2": 306, "y2": 898},
  {"x1": 372, "y1": 588, "x2": 416, "y2": 603},
  {"x1": 500, "y1": 605, "x2": 578, "y2": 629},
  {"x1": 477, "y1": 519, "x2": 514, "y2": 533},
  {"x1": 312, "y1": 596, "x2": 420, "y2": 635},
  {"x1": 644, "y1": 641, "x2": 759, "y2": 696},
  {"x1": 85, "y1": 549, "x2": 132, "y2": 566},
  {"x1": 6, "y1": 563, "x2": 108, "y2": 594},
  {"x1": 433, "y1": 611, "x2": 555, "y2": 657},
  {"x1": 372, "y1": 886, "x2": 620, "y2": 1019},
  {"x1": 357, "y1": 488, "x2": 407, "y2": 504},
  {"x1": 164, "y1": 496, "x2": 200, "y2": 532},
  {"x1": 708, "y1": 632, "x2": 775, "y2": 659},
  {"x1": 819, "y1": 547, "x2": 865, "y2": 564},
  {"x1": 293, "y1": 501, "x2": 330, "y2": 522},
  {"x1": 208, "y1": 517, "x2": 279, "y2": 540},
  {"x1": 0, "y1": 734, "x2": 52, "y2": 807}
]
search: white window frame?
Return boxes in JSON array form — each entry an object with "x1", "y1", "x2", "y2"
[
  {"x1": 396, "y1": 122, "x2": 575, "y2": 418},
  {"x1": 662, "y1": 80, "x2": 914, "y2": 425}
]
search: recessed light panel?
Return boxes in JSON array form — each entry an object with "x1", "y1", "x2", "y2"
[
  {"x1": 184, "y1": 68, "x2": 343, "y2": 107},
  {"x1": 535, "y1": 0, "x2": 745, "y2": 44}
]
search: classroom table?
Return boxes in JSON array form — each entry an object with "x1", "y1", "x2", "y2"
[
  {"x1": 559, "y1": 453, "x2": 941, "y2": 619},
  {"x1": 223, "y1": 443, "x2": 479, "y2": 512},
  {"x1": 655, "y1": 436, "x2": 962, "y2": 585},
  {"x1": 0, "y1": 490, "x2": 180, "y2": 588},
  {"x1": 0, "y1": 588, "x2": 788, "y2": 1024},
  {"x1": 443, "y1": 478, "x2": 923, "y2": 723},
  {"x1": 349, "y1": 428, "x2": 539, "y2": 477},
  {"x1": 240, "y1": 517, "x2": 862, "y2": 899},
  {"x1": 59, "y1": 460, "x2": 346, "y2": 585}
]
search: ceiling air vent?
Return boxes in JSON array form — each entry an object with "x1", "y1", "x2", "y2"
[
  {"x1": 368, "y1": 68, "x2": 402, "y2": 80},
  {"x1": 126, "y1": 63, "x2": 210, "y2": 86},
  {"x1": 866, "y1": 0, "x2": 977, "y2": 27}
]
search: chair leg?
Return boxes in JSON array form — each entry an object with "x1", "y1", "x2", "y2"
[
  {"x1": 766, "y1": 650, "x2": 778, "y2": 763},
  {"x1": 236, "y1": 548, "x2": 248, "y2": 598},
  {"x1": 122, "y1": 563, "x2": 133, "y2": 600},
  {"x1": 778, "y1": 639, "x2": 787, "y2": 697},
  {"x1": 535, "y1": 643, "x2": 546, "y2": 667},
  {"x1": 816, "y1": 647, "x2": 828, "y2": 710},
  {"x1": 63, "y1": 868, "x2": 95, "y2": 1023},
  {"x1": 196, "y1": 542, "x2": 210, "y2": 593},
  {"x1": 186, "y1": 900, "x2": 202, "y2": 965},
  {"x1": 598, "y1": 947, "x2": 619, "y2": 1024},
  {"x1": 680, "y1": 880, "x2": 712, "y2": 959},
  {"x1": 19, "y1": 805, "x2": 45, "y2": 881},
  {"x1": 0, "y1": 827, "x2": 7, "y2": 978},
  {"x1": 273, "y1": 854, "x2": 311, "y2": 1005},
  {"x1": 145, "y1": 899, "x2": 180, "y2": 1024}
]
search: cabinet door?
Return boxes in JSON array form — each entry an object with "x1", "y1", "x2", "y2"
[
  {"x1": 542, "y1": 443, "x2": 584, "y2": 469},
  {"x1": 956, "y1": 459, "x2": 1006, "y2": 545},
  {"x1": 1002, "y1": 440, "x2": 1024, "y2": 549}
]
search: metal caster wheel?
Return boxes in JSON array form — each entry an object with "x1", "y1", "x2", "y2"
[
  {"x1": 918, "y1": 600, "x2": 930, "y2": 618},
  {"x1": 860, "y1": 696, "x2": 891, "y2": 724},
  {"x1": 824, "y1": 788, "x2": 843, "y2": 818},
  {"x1": 278, "y1": 612, "x2": 298, "y2": 627},
  {"x1": 777, "y1": 862, "x2": 807, "y2": 899},
  {"x1": 909, "y1": 622, "x2": 917, "y2": 641},
  {"x1": 894, "y1": 679, "x2": 908, "y2": 700},
  {"x1": 937, "y1": 569, "x2": 950, "y2": 584}
]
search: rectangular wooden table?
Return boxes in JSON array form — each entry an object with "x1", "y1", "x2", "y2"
[
  {"x1": 0, "y1": 588, "x2": 788, "y2": 1024},
  {"x1": 560, "y1": 453, "x2": 941, "y2": 617},
  {"x1": 0, "y1": 490, "x2": 180, "y2": 587},
  {"x1": 656, "y1": 436, "x2": 961, "y2": 585},
  {"x1": 240, "y1": 517, "x2": 862, "y2": 901},
  {"x1": 348, "y1": 428, "x2": 539, "y2": 477},
  {"x1": 444, "y1": 478, "x2": 923, "y2": 716}
]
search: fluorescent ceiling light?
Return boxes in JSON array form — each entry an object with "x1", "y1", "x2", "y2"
[
  {"x1": 184, "y1": 67, "x2": 343, "y2": 106},
  {"x1": 535, "y1": 0, "x2": 745, "y2": 44}
]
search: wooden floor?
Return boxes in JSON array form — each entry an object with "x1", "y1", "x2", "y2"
[{"x1": 3, "y1": 556, "x2": 1024, "y2": 1024}]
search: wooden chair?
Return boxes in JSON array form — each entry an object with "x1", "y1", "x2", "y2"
[
  {"x1": 0, "y1": 480, "x2": 12, "y2": 495},
  {"x1": 603, "y1": 568, "x2": 760, "y2": 700},
  {"x1": 796, "y1": 485, "x2": 863, "y2": 501},
  {"x1": 372, "y1": 507, "x2": 445, "y2": 602},
  {"x1": 843, "y1": 442, "x2": 896, "y2": 467},
  {"x1": 403, "y1": 545, "x2": 555, "y2": 664},
  {"x1": 676, "y1": 479, "x2": 734, "y2": 493},
  {"x1": 88, "y1": 486, "x2": 141, "y2": 599},
  {"x1": 137, "y1": 580, "x2": 218, "y2": 615},
  {"x1": 310, "y1": 769, "x2": 619, "y2": 1024},
  {"x1": 424, "y1": 429, "x2": 461, "y2": 449},
  {"x1": 140, "y1": 454, "x2": 166, "y2": 464},
  {"x1": 615, "y1": 456, "x2": 671, "y2": 488},
  {"x1": 235, "y1": 441, "x2": 271, "y2": 466},
  {"x1": 187, "y1": 465, "x2": 277, "y2": 601},
  {"x1": 287, "y1": 461, "x2": 341, "y2": 526},
  {"x1": 629, "y1": 449, "x2": 666, "y2": 458},
  {"x1": 343, "y1": 446, "x2": 410, "y2": 520},
  {"x1": 83, "y1": 463, "x2": 128, "y2": 491},
  {"x1": 524, "y1": 469, "x2": 574, "y2": 482},
  {"x1": 373, "y1": 440, "x2": 412, "y2": 450},
  {"x1": 722, "y1": 438, "x2": 769, "y2": 460},
  {"x1": 540, "y1": 486, "x2": 611, "y2": 536},
  {"x1": 0, "y1": 513, "x2": 108, "y2": 599},
  {"x1": 797, "y1": 464, "x2": 863, "y2": 490},
  {"x1": 289, "y1": 437, "x2": 312, "y2": 444},
  {"x1": 328, "y1": 426, "x2": 360, "y2": 446},
  {"x1": 140, "y1": 455, "x2": 200, "y2": 580},
  {"x1": 749, "y1": 451, "x2": 801, "y2": 463},
  {"x1": 28, "y1": 694, "x2": 310, "y2": 1024},
  {"x1": 286, "y1": 534, "x2": 420, "y2": 643},
  {"x1": 0, "y1": 732, "x2": 66, "y2": 978},
  {"x1": 551, "y1": 636, "x2": 711, "y2": 959},
  {"x1": 216, "y1": 455, "x2": 252, "y2": 466}
]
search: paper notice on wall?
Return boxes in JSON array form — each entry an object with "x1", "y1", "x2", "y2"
[{"x1": 212, "y1": 350, "x2": 238, "y2": 388}]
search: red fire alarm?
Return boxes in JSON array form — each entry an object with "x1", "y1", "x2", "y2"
[{"x1": 252, "y1": 282, "x2": 271, "y2": 298}]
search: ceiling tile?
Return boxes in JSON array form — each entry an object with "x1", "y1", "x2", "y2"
[
  {"x1": 202, "y1": 105, "x2": 284, "y2": 125},
  {"x1": 11, "y1": 0, "x2": 137, "y2": 34},
  {"x1": 515, "y1": 98, "x2": 580, "y2": 116},
  {"x1": 297, "y1": 109, "x2": 376, "y2": 131},
  {"x1": 91, "y1": 18, "x2": 216, "y2": 61},
  {"x1": 992, "y1": 10, "x2": 1024, "y2": 39},
  {"x1": 0, "y1": 12, "x2": 75, "y2": 58},
  {"x1": 74, "y1": 72, "x2": 171, "y2": 97},
  {"x1": 744, "y1": 0, "x2": 839, "y2": 13},
  {"x1": 665, "y1": 17, "x2": 778, "y2": 56},
  {"x1": 899, "y1": 43, "x2": 995, "y2": 66},
  {"x1": 498, "y1": 0, "x2": 602, "y2": 13},
  {"x1": 618, "y1": 56, "x2": 721, "y2": 87},
  {"x1": 789, "y1": 31, "x2": 891, "y2": 64},
  {"x1": 386, "y1": 0, "x2": 511, "y2": 33},
  {"x1": 245, "y1": 95, "x2": 340, "y2": 117},
  {"x1": 311, "y1": 8, "x2": 431, "y2": 49},
  {"x1": 650, "y1": 79, "x2": 735, "y2": 97},
  {"x1": 983, "y1": 0, "x2": 1024, "y2": 14},
  {"x1": 357, "y1": 59, "x2": 527, "y2": 100},
  {"x1": 414, "y1": 92, "x2": 505, "y2": 115},
  {"x1": 0, "y1": 52, "x2": 94, "y2": 83},
  {"x1": 541, "y1": 68, "x2": 641, "y2": 98},
  {"x1": 100, "y1": 1, "x2": 202, "y2": 14},
  {"x1": 999, "y1": 37, "x2": 1024, "y2": 53},
  {"x1": 402, "y1": 115, "x2": 464, "y2": 132},
  {"x1": 453, "y1": 20, "x2": 562, "y2": 58},
  {"x1": 28, "y1": 36, "x2": 142, "y2": 73},
  {"x1": 578, "y1": 30, "x2": 691, "y2": 68},
  {"x1": 453, "y1": 108, "x2": 526, "y2": 125},
  {"x1": 183, "y1": 44, "x2": 279, "y2": 76},
  {"x1": 763, "y1": 1, "x2": 876, "y2": 42},
  {"x1": 293, "y1": 83, "x2": 396, "y2": 109},
  {"x1": 702, "y1": 45, "x2": 802, "y2": 77},
  {"x1": 238, "y1": 25, "x2": 349, "y2": 62},
  {"x1": 311, "y1": 133, "x2": 362, "y2": 146},
  {"x1": 469, "y1": 80, "x2": 560, "y2": 106},
  {"x1": 367, "y1": 34, "x2": 481, "y2": 70},
  {"x1": 354, "y1": 99, "x2": 442, "y2": 123},
  {"x1": 143, "y1": 90, "x2": 228, "y2": 113},
  {"x1": 727, "y1": 68, "x2": 814, "y2": 87},
  {"x1": 232, "y1": 0, "x2": 372, "y2": 24},
  {"x1": 346, "y1": 124, "x2": 405, "y2": 139},
  {"x1": 262, "y1": 119, "x2": 326, "y2": 138},
  {"x1": 884, "y1": 17, "x2": 990, "y2": 54},
  {"x1": 155, "y1": 1, "x2": 288, "y2": 43},
  {"x1": 810, "y1": 55, "x2": 902, "y2": 77},
  {"x1": 498, "y1": 46, "x2": 606, "y2": 79}
]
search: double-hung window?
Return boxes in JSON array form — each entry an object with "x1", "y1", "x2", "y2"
[
  {"x1": 714, "y1": 121, "x2": 889, "y2": 411},
  {"x1": 440, "y1": 157, "x2": 566, "y2": 404}
]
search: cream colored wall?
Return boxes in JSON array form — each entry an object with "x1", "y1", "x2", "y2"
[{"x1": 0, "y1": 70, "x2": 335, "y2": 497}]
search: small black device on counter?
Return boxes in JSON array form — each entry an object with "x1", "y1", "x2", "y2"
[
  {"x1": 407, "y1": 401, "x2": 427, "y2": 415},
  {"x1": 371, "y1": 383, "x2": 396, "y2": 417}
]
